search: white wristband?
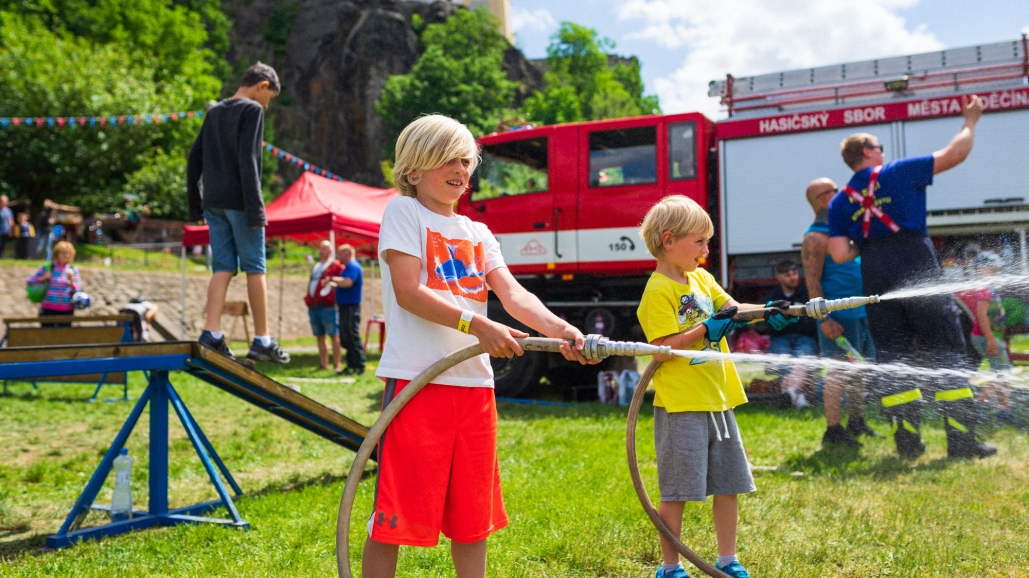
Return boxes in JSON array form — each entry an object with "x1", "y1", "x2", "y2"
[{"x1": 457, "y1": 310, "x2": 474, "y2": 334}]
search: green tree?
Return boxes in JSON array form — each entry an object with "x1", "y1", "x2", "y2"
[
  {"x1": 520, "y1": 22, "x2": 660, "y2": 125},
  {"x1": 0, "y1": 12, "x2": 214, "y2": 219},
  {"x1": 376, "y1": 6, "x2": 516, "y2": 152},
  {"x1": 1, "y1": 0, "x2": 229, "y2": 88}
]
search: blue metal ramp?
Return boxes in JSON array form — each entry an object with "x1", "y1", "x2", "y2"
[{"x1": 0, "y1": 342, "x2": 371, "y2": 548}]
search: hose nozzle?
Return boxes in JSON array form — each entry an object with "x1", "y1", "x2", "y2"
[
  {"x1": 520, "y1": 335, "x2": 671, "y2": 361},
  {"x1": 803, "y1": 295, "x2": 880, "y2": 319},
  {"x1": 732, "y1": 295, "x2": 880, "y2": 321},
  {"x1": 583, "y1": 334, "x2": 672, "y2": 360}
]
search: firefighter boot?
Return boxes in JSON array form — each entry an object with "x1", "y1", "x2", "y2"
[
  {"x1": 937, "y1": 389, "x2": 997, "y2": 459},
  {"x1": 882, "y1": 389, "x2": 925, "y2": 458}
]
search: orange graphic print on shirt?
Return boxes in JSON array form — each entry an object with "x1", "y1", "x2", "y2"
[{"x1": 425, "y1": 228, "x2": 488, "y2": 302}]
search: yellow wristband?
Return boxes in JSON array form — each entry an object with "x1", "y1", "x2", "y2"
[{"x1": 457, "y1": 310, "x2": 474, "y2": 334}]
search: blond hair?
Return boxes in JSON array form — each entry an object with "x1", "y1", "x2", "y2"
[
  {"x1": 53, "y1": 240, "x2": 75, "y2": 261},
  {"x1": 639, "y1": 195, "x2": 714, "y2": 258},
  {"x1": 392, "y1": 115, "x2": 479, "y2": 198},
  {"x1": 840, "y1": 133, "x2": 877, "y2": 170}
]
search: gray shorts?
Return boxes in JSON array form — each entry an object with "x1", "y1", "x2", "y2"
[{"x1": 654, "y1": 407, "x2": 756, "y2": 502}]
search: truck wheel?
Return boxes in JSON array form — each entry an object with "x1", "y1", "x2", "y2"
[
  {"x1": 487, "y1": 300, "x2": 546, "y2": 398},
  {"x1": 491, "y1": 351, "x2": 546, "y2": 398},
  {"x1": 544, "y1": 357, "x2": 612, "y2": 399}
]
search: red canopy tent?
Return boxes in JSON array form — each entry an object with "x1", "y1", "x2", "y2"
[
  {"x1": 182, "y1": 171, "x2": 398, "y2": 255},
  {"x1": 177, "y1": 172, "x2": 397, "y2": 339}
]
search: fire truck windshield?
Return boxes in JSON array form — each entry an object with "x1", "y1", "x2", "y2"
[{"x1": 471, "y1": 137, "x2": 549, "y2": 201}]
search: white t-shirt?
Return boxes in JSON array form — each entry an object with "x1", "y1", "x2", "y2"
[
  {"x1": 376, "y1": 196, "x2": 505, "y2": 387},
  {"x1": 309, "y1": 260, "x2": 331, "y2": 297}
]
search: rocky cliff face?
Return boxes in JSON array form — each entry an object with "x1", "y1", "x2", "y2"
[{"x1": 222, "y1": 0, "x2": 544, "y2": 187}]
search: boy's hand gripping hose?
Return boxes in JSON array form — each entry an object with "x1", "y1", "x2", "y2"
[
  {"x1": 730, "y1": 295, "x2": 881, "y2": 321},
  {"x1": 335, "y1": 335, "x2": 671, "y2": 578}
]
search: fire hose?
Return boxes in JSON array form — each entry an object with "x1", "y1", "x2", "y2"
[{"x1": 335, "y1": 296, "x2": 879, "y2": 577}]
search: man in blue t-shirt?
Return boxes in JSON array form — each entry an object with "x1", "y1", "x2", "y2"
[
  {"x1": 329, "y1": 243, "x2": 366, "y2": 375},
  {"x1": 827, "y1": 94, "x2": 995, "y2": 460}
]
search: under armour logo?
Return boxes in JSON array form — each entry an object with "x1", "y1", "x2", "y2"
[{"x1": 375, "y1": 512, "x2": 398, "y2": 529}]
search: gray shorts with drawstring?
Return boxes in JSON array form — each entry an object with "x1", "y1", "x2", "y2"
[{"x1": 654, "y1": 407, "x2": 756, "y2": 502}]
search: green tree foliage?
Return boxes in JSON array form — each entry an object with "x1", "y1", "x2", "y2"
[
  {"x1": 0, "y1": 1, "x2": 225, "y2": 221},
  {"x1": 520, "y1": 22, "x2": 660, "y2": 125},
  {"x1": 376, "y1": 7, "x2": 516, "y2": 154},
  {"x1": 1, "y1": 0, "x2": 229, "y2": 85}
]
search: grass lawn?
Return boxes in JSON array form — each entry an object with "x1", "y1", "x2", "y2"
[{"x1": 1, "y1": 347, "x2": 1028, "y2": 577}]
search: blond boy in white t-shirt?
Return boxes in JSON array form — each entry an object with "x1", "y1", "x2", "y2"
[{"x1": 363, "y1": 114, "x2": 594, "y2": 578}]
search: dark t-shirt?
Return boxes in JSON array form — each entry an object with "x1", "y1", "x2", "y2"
[
  {"x1": 186, "y1": 97, "x2": 267, "y2": 228},
  {"x1": 763, "y1": 284, "x2": 818, "y2": 338}
]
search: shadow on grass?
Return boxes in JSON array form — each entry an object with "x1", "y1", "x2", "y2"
[
  {"x1": 0, "y1": 529, "x2": 49, "y2": 560},
  {"x1": 0, "y1": 389, "x2": 118, "y2": 405},
  {"x1": 245, "y1": 468, "x2": 374, "y2": 499},
  {"x1": 0, "y1": 468, "x2": 382, "y2": 560}
]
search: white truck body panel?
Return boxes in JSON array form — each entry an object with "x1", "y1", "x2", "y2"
[{"x1": 721, "y1": 105, "x2": 1029, "y2": 257}]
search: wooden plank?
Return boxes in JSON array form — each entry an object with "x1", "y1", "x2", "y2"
[
  {"x1": 149, "y1": 318, "x2": 178, "y2": 341},
  {"x1": 7, "y1": 327, "x2": 126, "y2": 348},
  {"x1": 0, "y1": 342, "x2": 194, "y2": 364},
  {"x1": 4, "y1": 314, "x2": 132, "y2": 326},
  {"x1": 193, "y1": 345, "x2": 369, "y2": 436}
]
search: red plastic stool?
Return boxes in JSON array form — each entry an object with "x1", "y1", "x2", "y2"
[{"x1": 364, "y1": 316, "x2": 385, "y2": 354}]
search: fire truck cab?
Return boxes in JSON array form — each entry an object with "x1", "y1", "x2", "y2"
[{"x1": 459, "y1": 114, "x2": 718, "y2": 395}]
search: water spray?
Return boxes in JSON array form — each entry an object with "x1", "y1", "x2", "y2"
[
  {"x1": 731, "y1": 295, "x2": 880, "y2": 321},
  {"x1": 334, "y1": 336, "x2": 716, "y2": 578}
]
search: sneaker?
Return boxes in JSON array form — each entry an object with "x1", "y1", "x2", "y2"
[
  {"x1": 656, "y1": 566, "x2": 690, "y2": 578},
  {"x1": 996, "y1": 411, "x2": 1027, "y2": 428},
  {"x1": 845, "y1": 417, "x2": 883, "y2": 438},
  {"x1": 822, "y1": 425, "x2": 862, "y2": 447},
  {"x1": 786, "y1": 389, "x2": 810, "y2": 409},
  {"x1": 199, "y1": 331, "x2": 235, "y2": 360},
  {"x1": 247, "y1": 338, "x2": 291, "y2": 364},
  {"x1": 715, "y1": 561, "x2": 750, "y2": 578},
  {"x1": 341, "y1": 367, "x2": 365, "y2": 376}
]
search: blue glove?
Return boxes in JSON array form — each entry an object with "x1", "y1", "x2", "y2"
[
  {"x1": 703, "y1": 306, "x2": 750, "y2": 342},
  {"x1": 765, "y1": 300, "x2": 800, "y2": 331}
]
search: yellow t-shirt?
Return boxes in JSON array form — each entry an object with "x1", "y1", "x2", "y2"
[{"x1": 636, "y1": 269, "x2": 747, "y2": 412}]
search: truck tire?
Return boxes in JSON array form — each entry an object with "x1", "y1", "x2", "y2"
[
  {"x1": 487, "y1": 300, "x2": 546, "y2": 398},
  {"x1": 544, "y1": 357, "x2": 612, "y2": 400},
  {"x1": 491, "y1": 350, "x2": 546, "y2": 398}
]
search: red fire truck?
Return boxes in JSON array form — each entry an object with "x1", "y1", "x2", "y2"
[{"x1": 457, "y1": 36, "x2": 1029, "y2": 397}]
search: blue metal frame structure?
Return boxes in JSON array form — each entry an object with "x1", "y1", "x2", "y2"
[
  {"x1": 0, "y1": 342, "x2": 371, "y2": 549},
  {"x1": 47, "y1": 366, "x2": 247, "y2": 548}
]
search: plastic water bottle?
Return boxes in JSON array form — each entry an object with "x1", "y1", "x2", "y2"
[
  {"x1": 110, "y1": 448, "x2": 134, "y2": 522},
  {"x1": 834, "y1": 336, "x2": 865, "y2": 363}
]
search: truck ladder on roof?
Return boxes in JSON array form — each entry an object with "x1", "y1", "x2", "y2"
[{"x1": 709, "y1": 35, "x2": 1029, "y2": 117}]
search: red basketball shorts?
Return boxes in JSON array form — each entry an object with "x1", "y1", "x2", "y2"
[{"x1": 367, "y1": 379, "x2": 508, "y2": 546}]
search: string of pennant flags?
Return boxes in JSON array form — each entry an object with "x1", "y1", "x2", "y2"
[{"x1": 0, "y1": 108, "x2": 347, "y2": 182}]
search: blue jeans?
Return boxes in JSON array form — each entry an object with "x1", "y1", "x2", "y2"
[
  {"x1": 767, "y1": 333, "x2": 818, "y2": 377},
  {"x1": 816, "y1": 316, "x2": 877, "y2": 361},
  {"x1": 308, "y1": 306, "x2": 338, "y2": 337},
  {"x1": 204, "y1": 208, "x2": 266, "y2": 274}
]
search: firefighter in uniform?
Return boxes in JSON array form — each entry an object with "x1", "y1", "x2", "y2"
[{"x1": 827, "y1": 94, "x2": 996, "y2": 459}]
